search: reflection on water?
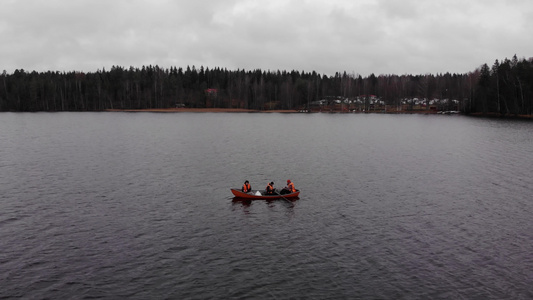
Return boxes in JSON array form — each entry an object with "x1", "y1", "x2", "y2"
[
  {"x1": 231, "y1": 197, "x2": 298, "y2": 214},
  {"x1": 1, "y1": 112, "x2": 532, "y2": 299}
]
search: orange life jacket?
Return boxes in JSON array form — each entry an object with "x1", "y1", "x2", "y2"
[
  {"x1": 266, "y1": 183, "x2": 274, "y2": 194},
  {"x1": 242, "y1": 183, "x2": 251, "y2": 192},
  {"x1": 287, "y1": 182, "x2": 295, "y2": 192}
]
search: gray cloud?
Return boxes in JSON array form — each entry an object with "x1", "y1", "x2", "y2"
[{"x1": 1, "y1": 0, "x2": 532, "y2": 76}]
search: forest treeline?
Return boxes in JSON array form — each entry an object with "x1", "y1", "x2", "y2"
[{"x1": 1, "y1": 54, "x2": 532, "y2": 114}]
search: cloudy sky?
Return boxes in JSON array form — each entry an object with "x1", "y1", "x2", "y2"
[{"x1": 1, "y1": 0, "x2": 532, "y2": 76}]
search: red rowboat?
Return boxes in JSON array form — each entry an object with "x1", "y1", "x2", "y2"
[{"x1": 231, "y1": 189, "x2": 300, "y2": 200}]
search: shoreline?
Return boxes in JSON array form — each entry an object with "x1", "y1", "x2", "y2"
[
  {"x1": 104, "y1": 108, "x2": 296, "y2": 113},
  {"x1": 102, "y1": 108, "x2": 533, "y2": 119},
  {"x1": 2, "y1": 108, "x2": 531, "y2": 119},
  {"x1": 104, "y1": 108, "x2": 439, "y2": 114}
]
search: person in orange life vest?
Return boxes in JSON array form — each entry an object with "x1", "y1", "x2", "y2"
[
  {"x1": 286, "y1": 180, "x2": 295, "y2": 192},
  {"x1": 266, "y1": 181, "x2": 275, "y2": 195},
  {"x1": 281, "y1": 179, "x2": 295, "y2": 194},
  {"x1": 242, "y1": 180, "x2": 252, "y2": 193}
]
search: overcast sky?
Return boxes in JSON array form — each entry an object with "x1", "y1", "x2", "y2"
[{"x1": 1, "y1": 0, "x2": 532, "y2": 76}]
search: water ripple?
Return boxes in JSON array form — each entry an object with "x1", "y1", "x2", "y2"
[{"x1": 1, "y1": 113, "x2": 533, "y2": 299}]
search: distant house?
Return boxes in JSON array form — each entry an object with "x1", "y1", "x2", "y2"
[{"x1": 205, "y1": 88, "x2": 218, "y2": 96}]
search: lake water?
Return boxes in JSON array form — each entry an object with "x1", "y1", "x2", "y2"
[{"x1": 1, "y1": 112, "x2": 532, "y2": 299}]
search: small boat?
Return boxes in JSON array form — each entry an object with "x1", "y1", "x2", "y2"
[{"x1": 231, "y1": 189, "x2": 300, "y2": 200}]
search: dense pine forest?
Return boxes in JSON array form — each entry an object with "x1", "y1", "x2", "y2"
[{"x1": 1, "y1": 55, "x2": 532, "y2": 115}]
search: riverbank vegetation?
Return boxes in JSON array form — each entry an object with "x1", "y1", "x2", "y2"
[{"x1": 1, "y1": 55, "x2": 532, "y2": 116}]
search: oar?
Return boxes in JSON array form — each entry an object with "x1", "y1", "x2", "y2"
[{"x1": 275, "y1": 189, "x2": 292, "y2": 204}]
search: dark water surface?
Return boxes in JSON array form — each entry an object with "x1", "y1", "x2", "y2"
[{"x1": 1, "y1": 112, "x2": 532, "y2": 299}]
